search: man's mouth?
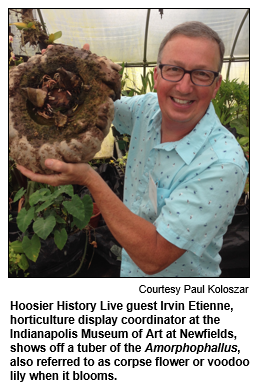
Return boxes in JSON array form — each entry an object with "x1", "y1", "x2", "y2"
[{"x1": 171, "y1": 97, "x2": 195, "y2": 105}]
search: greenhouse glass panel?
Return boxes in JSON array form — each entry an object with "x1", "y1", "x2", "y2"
[
  {"x1": 146, "y1": 9, "x2": 248, "y2": 61},
  {"x1": 40, "y1": 9, "x2": 148, "y2": 62},
  {"x1": 233, "y1": 14, "x2": 249, "y2": 57},
  {"x1": 228, "y1": 62, "x2": 249, "y2": 84},
  {"x1": 9, "y1": 9, "x2": 249, "y2": 83}
]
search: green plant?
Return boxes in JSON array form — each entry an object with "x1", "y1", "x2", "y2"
[
  {"x1": 9, "y1": 240, "x2": 29, "y2": 277},
  {"x1": 116, "y1": 134, "x2": 130, "y2": 152},
  {"x1": 230, "y1": 116, "x2": 249, "y2": 154},
  {"x1": 13, "y1": 183, "x2": 93, "y2": 263},
  {"x1": 9, "y1": 156, "x2": 28, "y2": 198},
  {"x1": 119, "y1": 63, "x2": 156, "y2": 96},
  {"x1": 110, "y1": 152, "x2": 128, "y2": 174},
  {"x1": 212, "y1": 99, "x2": 240, "y2": 126},
  {"x1": 9, "y1": 21, "x2": 62, "y2": 46},
  {"x1": 212, "y1": 78, "x2": 249, "y2": 127},
  {"x1": 213, "y1": 78, "x2": 249, "y2": 195},
  {"x1": 46, "y1": 31, "x2": 62, "y2": 44}
]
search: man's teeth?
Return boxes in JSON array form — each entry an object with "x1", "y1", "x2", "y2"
[{"x1": 172, "y1": 97, "x2": 193, "y2": 104}]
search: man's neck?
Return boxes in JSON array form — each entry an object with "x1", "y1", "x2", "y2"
[{"x1": 161, "y1": 122, "x2": 193, "y2": 143}]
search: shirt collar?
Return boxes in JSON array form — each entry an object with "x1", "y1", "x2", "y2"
[
  {"x1": 150, "y1": 106, "x2": 162, "y2": 128},
  {"x1": 153, "y1": 102, "x2": 217, "y2": 165}
]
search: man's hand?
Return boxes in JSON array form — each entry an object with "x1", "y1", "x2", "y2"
[
  {"x1": 41, "y1": 43, "x2": 90, "y2": 54},
  {"x1": 17, "y1": 159, "x2": 93, "y2": 187}
]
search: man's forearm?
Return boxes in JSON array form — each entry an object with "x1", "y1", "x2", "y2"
[{"x1": 85, "y1": 168, "x2": 185, "y2": 274}]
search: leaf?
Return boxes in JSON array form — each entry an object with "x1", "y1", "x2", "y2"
[
  {"x1": 42, "y1": 209, "x2": 66, "y2": 224},
  {"x1": 72, "y1": 195, "x2": 93, "y2": 229},
  {"x1": 63, "y1": 195, "x2": 85, "y2": 220},
  {"x1": 47, "y1": 33, "x2": 55, "y2": 43},
  {"x1": 53, "y1": 31, "x2": 62, "y2": 41},
  {"x1": 33, "y1": 215, "x2": 56, "y2": 240},
  {"x1": 13, "y1": 187, "x2": 26, "y2": 203},
  {"x1": 238, "y1": 137, "x2": 249, "y2": 146},
  {"x1": 118, "y1": 140, "x2": 126, "y2": 150},
  {"x1": 22, "y1": 234, "x2": 41, "y2": 262},
  {"x1": 53, "y1": 185, "x2": 74, "y2": 198},
  {"x1": 29, "y1": 188, "x2": 51, "y2": 206},
  {"x1": 54, "y1": 214, "x2": 67, "y2": 224},
  {"x1": 9, "y1": 22, "x2": 28, "y2": 30},
  {"x1": 54, "y1": 228, "x2": 68, "y2": 250},
  {"x1": 47, "y1": 31, "x2": 62, "y2": 44},
  {"x1": 110, "y1": 245, "x2": 122, "y2": 261},
  {"x1": 17, "y1": 207, "x2": 35, "y2": 232},
  {"x1": 35, "y1": 185, "x2": 74, "y2": 212},
  {"x1": 24, "y1": 181, "x2": 39, "y2": 210},
  {"x1": 27, "y1": 22, "x2": 36, "y2": 29},
  {"x1": 10, "y1": 240, "x2": 25, "y2": 254},
  {"x1": 18, "y1": 254, "x2": 29, "y2": 271},
  {"x1": 230, "y1": 118, "x2": 249, "y2": 137},
  {"x1": 35, "y1": 196, "x2": 56, "y2": 213}
]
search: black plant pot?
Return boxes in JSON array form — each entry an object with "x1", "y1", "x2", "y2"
[
  {"x1": 220, "y1": 195, "x2": 249, "y2": 277},
  {"x1": 27, "y1": 231, "x2": 87, "y2": 278}
]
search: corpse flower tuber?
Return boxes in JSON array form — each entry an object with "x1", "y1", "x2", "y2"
[{"x1": 9, "y1": 44, "x2": 122, "y2": 173}]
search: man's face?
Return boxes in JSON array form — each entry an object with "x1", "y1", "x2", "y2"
[{"x1": 154, "y1": 35, "x2": 222, "y2": 136}]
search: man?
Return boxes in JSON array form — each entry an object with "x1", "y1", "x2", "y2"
[{"x1": 17, "y1": 21, "x2": 249, "y2": 277}]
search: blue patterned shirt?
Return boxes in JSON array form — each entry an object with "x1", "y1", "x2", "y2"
[{"x1": 113, "y1": 93, "x2": 249, "y2": 277}]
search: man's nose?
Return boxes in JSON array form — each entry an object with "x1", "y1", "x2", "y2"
[{"x1": 175, "y1": 73, "x2": 194, "y2": 94}]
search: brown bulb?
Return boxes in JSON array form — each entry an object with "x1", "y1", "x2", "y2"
[{"x1": 21, "y1": 87, "x2": 47, "y2": 108}]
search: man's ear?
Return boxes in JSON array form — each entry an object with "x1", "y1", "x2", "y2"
[
  {"x1": 212, "y1": 74, "x2": 222, "y2": 99},
  {"x1": 153, "y1": 66, "x2": 159, "y2": 90}
]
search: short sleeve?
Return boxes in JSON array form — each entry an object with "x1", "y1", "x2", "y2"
[
  {"x1": 154, "y1": 162, "x2": 247, "y2": 257},
  {"x1": 113, "y1": 95, "x2": 143, "y2": 136}
]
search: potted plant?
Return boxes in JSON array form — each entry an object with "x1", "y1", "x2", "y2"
[
  {"x1": 212, "y1": 78, "x2": 249, "y2": 195},
  {"x1": 212, "y1": 78, "x2": 249, "y2": 131},
  {"x1": 214, "y1": 79, "x2": 249, "y2": 276}
]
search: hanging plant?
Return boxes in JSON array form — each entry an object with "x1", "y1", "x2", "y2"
[{"x1": 9, "y1": 9, "x2": 62, "y2": 49}]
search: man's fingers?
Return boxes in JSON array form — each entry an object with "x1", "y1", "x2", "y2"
[
  {"x1": 16, "y1": 160, "x2": 91, "y2": 187},
  {"x1": 16, "y1": 164, "x2": 59, "y2": 185},
  {"x1": 16, "y1": 159, "x2": 67, "y2": 186},
  {"x1": 41, "y1": 45, "x2": 53, "y2": 54},
  {"x1": 83, "y1": 43, "x2": 90, "y2": 51},
  {"x1": 45, "y1": 159, "x2": 68, "y2": 173},
  {"x1": 43, "y1": 44, "x2": 89, "y2": 54}
]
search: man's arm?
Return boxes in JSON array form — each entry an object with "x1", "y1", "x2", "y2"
[{"x1": 17, "y1": 160, "x2": 186, "y2": 275}]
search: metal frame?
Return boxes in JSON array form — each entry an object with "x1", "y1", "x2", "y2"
[
  {"x1": 36, "y1": 8, "x2": 249, "y2": 77},
  {"x1": 226, "y1": 9, "x2": 249, "y2": 79}
]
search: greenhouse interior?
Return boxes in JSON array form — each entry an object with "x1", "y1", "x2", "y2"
[{"x1": 9, "y1": 9, "x2": 249, "y2": 278}]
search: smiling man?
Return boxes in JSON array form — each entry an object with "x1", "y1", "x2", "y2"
[
  {"x1": 154, "y1": 32, "x2": 222, "y2": 142},
  {"x1": 17, "y1": 21, "x2": 249, "y2": 277}
]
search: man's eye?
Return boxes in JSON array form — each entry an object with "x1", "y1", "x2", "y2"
[
  {"x1": 166, "y1": 66, "x2": 180, "y2": 72},
  {"x1": 196, "y1": 71, "x2": 210, "y2": 78}
]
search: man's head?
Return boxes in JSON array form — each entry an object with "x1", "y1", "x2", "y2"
[
  {"x1": 157, "y1": 21, "x2": 225, "y2": 72},
  {"x1": 154, "y1": 21, "x2": 224, "y2": 139}
]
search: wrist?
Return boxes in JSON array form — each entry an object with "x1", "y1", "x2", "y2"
[{"x1": 83, "y1": 163, "x2": 99, "y2": 188}]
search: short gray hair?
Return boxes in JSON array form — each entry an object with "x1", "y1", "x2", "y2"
[{"x1": 157, "y1": 21, "x2": 225, "y2": 72}]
